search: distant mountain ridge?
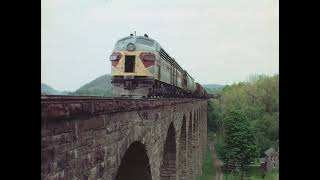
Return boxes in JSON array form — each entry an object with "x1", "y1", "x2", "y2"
[
  {"x1": 202, "y1": 84, "x2": 225, "y2": 89},
  {"x1": 41, "y1": 83, "x2": 70, "y2": 95},
  {"x1": 70, "y1": 74, "x2": 112, "y2": 96},
  {"x1": 202, "y1": 84, "x2": 225, "y2": 94}
]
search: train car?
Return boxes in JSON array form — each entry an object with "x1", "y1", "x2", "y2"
[
  {"x1": 187, "y1": 73, "x2": 196, "y2": 94},
  {"x1": 194, "y1": 83, "x2": 209, "y2": 98},
  {"x1": 194, "y1": 83, "x2": 204, "y2": 98},
  {"x1": 109, "y1": 33, "x2": 197, "y2": 98},
  {"x1": 203, "y1": 89, "x2": 208, "y2": 98}
]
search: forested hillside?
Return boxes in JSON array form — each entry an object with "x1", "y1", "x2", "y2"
[
  {"x1": 41, "y1": 83, "x2": 70, "y2": 95},
  {"x1": 202, "y1": 84, "x2": 224, "y2": 94},
  {"x1": 70, "y1": 74, "x2": 112, "y2": 96},
  {"x1": 208, "y1": 74, "x2": 279, "y2": 157}
]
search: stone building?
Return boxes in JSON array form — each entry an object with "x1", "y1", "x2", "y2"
[{"x1": 264, "y1": 147, "x2": 279, "y2": 171}]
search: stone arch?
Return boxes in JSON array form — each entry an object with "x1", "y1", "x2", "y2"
[
  {"x1": 178, "y1": 115, "x2": 187, "y2": 179},
  {"x1": 160, "y1": 122, "x2": 177, "y2": 180},
  {"x1": 115, "y1": 141, "x2": 152, "y2": 180}
]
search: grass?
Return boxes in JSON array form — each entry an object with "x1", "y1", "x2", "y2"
[
  {"x1": 248, "y1": 166, "x2": 262, "y2": 177},
  {"x1": 249, "y1": 170, "x2": 279, "y2": 180},
  {"x1": 209, "y1": 132, "x2": 279, "y2": 180},
  {"x1": 196, "y1": 145, "x2": 216, "y2": 180},
  {"x1": 222, "y1": 167, "x2": 278, "y2": 180}
]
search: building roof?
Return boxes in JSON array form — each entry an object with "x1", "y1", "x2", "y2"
[{"x1": 264, "y1": 148, "x2": 279, "y2": 156}]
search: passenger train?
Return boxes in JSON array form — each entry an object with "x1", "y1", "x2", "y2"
[{"x1": 109, "y1": 33, "x2": 207, "y2": 98}]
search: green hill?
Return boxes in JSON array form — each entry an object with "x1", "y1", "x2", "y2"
[
  {"x1": 202, "y1": 84, "x2": 225, "y2": 94},
  {"x1": 41, "y1": 83, "x2": 70, "y2": 95},
  {"x1": 70, "y1": 74, "x2": 112, "y2": 96},
  {"x1": 202, "y1": 84, "x2": 225, "y2": 89}
]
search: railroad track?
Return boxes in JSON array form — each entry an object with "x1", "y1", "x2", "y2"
[{"x1": 41, "y1": 95, "x2": 199, "y2": 101}]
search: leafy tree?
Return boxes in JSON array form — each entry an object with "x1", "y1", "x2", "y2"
[
  {"x1": 221, "y1": 109, "x2": 259, "y2": 179},
  {"x1": 207, "y1": 99, "x2": 222, "y2": 132},
  {"x1": 210, "y1": 74, "x2": 279, "y2": 155}
]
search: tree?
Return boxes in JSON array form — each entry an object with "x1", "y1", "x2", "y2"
[
  {"x1": 210, "y1": 74, "x2": 279, "y2": 157},
  {"x1": 221, "y1": 109, "x2": 258, "y2": 179}
]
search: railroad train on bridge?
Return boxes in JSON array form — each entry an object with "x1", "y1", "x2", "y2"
[{"x1": 109, "y1": 33, "x2": 208, "y2": 98}]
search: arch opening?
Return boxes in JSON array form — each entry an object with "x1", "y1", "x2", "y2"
[
  {"x1": 160, "y1": 122, "x2": 176, "y2": 180},
  {"x1": 115, "y1": 141, "x2": 152, "y2": 180}
]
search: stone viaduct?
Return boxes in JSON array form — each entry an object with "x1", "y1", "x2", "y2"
[{"x1": 41, "y1": 96, "x2": 208, "y2": 180}]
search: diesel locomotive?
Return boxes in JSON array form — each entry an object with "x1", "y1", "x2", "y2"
[{"x1": 109, "y1": 33, "x2": 207, "y2": 98}]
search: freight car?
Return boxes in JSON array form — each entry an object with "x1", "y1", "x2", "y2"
[
  {"x1": 194, "y1": 83, "x2": 207, "y2": 98},
  {"x1": 109, "y1": 33, "x2": 207, "y2": 98}
]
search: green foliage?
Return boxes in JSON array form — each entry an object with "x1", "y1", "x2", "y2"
[
  {"x1": 209, "y1": 74, "x2": 279, "y2": 156},
  {"x1": 207, "y1": 100, "x2": 218, "y2": 132},
  {"x1": 207, "y1": 131, "x2": 215, "y2": 141},
  {"x1": 214, "y1": 134, "x2": 225, "y2": 160},
  {"x1": 249, "y1": 170, "x2": 279, "y2": 180},
  {"x1": 221, "y1": 109, "x2": 259, "y2": 172},
  {"x1": 223, "y1": 166, "x2": 278, "y2": 180},
  {"x1": 196, "y1": 145, "x2": 216, "y2": 180}
]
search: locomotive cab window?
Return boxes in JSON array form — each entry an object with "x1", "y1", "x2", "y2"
[{"x1": 125, "y1": 55, "x2": 135, "y2": 72}]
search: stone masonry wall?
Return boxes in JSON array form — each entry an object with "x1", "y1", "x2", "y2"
[{"x1": 41, "y1": 98, "x2": 208, "y2": 180}]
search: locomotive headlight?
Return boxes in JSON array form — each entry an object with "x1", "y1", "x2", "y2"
[
  {"x1": 127, "y1": 43, "x2": 135, "y2": 51},
  {"x1": 110, "y1": 54, "x2": 118, "y2": 61},
  {"x1": 110, "y1": 52, "x2": 122, "y2": 61}
]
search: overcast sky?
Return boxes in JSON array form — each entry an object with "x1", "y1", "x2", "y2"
[{"x1": 41, "y1": 0, "x2": 279, "y2": 92}]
